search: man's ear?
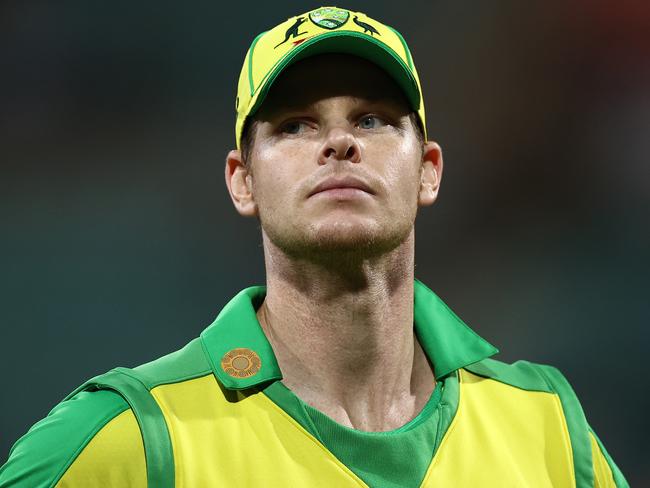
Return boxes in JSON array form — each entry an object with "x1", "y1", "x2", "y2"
[
  {"x1": 418, "y1": 141, "x2": 443, "y2": 207},
  {"x1": 225, "y1": 150, "x2": 258, "y2": 217}
]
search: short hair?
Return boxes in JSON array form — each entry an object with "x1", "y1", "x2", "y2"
[
  {"x1": 240, "y1": 117, "x2": 258, "y2": 169},
  {"x1": 240, "y1": 112, "x2": 424, "y2": 169}
]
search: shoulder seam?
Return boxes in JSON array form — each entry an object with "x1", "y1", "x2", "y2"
[
  {"x1": 529, "y1": 362, "x2": 555, "y2": 392},
  {"x1": 131, "y1": 338, "x2": 213, "y2": 389},
  {"x1": 463, "y1": 359, "x2": 553, "y2": 393},
  {"x1": 115, "y1": 366, "x2": 213, "y2": 391},
  {"x1": 463, "y1": 367, "x2": 550, "y2": 393},
  {"x1": 148, "y1": 371, "x2": 214, "y2": 390}
]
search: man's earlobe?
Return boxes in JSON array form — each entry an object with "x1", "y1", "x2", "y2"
[
  {"x1": 418, "y1": 142, "x2": 443, "y2": 207},
  {"x1": 225, "y1": 150, "x2": 258, "y2": 217}
]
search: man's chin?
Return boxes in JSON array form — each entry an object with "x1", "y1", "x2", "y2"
[{"x1": 269, "y1": 225, "x2": 411, "y2": 263}]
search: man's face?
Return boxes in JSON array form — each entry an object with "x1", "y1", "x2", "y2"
[{"x1": 229, "y1": 54, "x2": 440, "y2": 261}]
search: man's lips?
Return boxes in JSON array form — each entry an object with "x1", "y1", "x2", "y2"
[{"x1": 308, "y1": 176, "x2": 375, "y2": 197}]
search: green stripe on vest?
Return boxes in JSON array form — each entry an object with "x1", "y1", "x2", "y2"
[
  {"x1": 535, "y1": 364, "x2": 594, "y2": 488},
  {"x1": 67, "y1": 368, "x2": 175, "y2": 488}
]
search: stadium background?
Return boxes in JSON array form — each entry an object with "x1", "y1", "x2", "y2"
[{"x1": 1, "y1": 1, "x2": 648, "y2": 483}]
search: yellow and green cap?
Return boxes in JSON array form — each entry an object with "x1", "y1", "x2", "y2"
[{"x1": 235, "y1": 6, "x2": 427, "y2": 149}]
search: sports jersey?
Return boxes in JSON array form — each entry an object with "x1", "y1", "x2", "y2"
[{"x1": 0, "y1": 279, "x2": 627, "y2": 487}]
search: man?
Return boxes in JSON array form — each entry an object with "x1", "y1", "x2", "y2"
[{"x1": 0, "y1": 6, "x2": 627, "y2": 487}]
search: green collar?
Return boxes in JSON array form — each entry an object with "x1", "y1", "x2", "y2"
[{"x1": 200, "y1": 278, "x2": 498, "y2": 390}]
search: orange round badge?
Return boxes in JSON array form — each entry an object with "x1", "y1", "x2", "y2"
[{"x1": 221, "y1": 348, "x2": 261, "y2": 378}]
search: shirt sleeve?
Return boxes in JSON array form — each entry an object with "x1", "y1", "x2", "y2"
[{"x1": 0, "y1": 389, "x2": 146, "y2": 488}]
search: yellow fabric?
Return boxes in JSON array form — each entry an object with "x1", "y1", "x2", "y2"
[
  {"x1": 55, "y1": 409, "x2": 146, "y2": 488},
  {"x1": 591, "y1": 432, "x2": 616, "y2": 488},
  {"x1": 51, "y1": 371, "x2": 617, "y2": 487},
  {"x1": 421, "y1": 370, "x2": 575, "y2": 487},
  {"x1": 150, "y1": 374, "x2": 367, "y2": 487},
  {"x1": 235, "y1": 7, "x2": 426, "y2": 148}
]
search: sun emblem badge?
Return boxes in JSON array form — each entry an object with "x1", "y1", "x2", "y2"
[
  {"x1": 221, "y1": 348, "x2": 262, "y2": 378},
  {"x1": 308, "y1": 7, "x2": 350, "y2": 30}
]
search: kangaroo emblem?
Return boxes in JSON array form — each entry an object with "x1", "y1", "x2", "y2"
[
  {"x1": 353, "y1": 16, "x2": 380, "y2": 36},
  {"x1": 275, "y1": 17, "x2": 308, "y2": 48}
]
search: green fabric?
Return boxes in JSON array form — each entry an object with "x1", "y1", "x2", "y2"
[
  {"x1": 247, "y1": 32, "x2": 265, "y2": 96},
  {"x1": 412, "y1": 279, "x2": 499, "y2": 378},
  {"x1": 535, "y1": 364, "x2": 593, "y2": 488},
  {"x1": 434, "y1": 371, "x2": 460, "y2": 450},
  {"x1": 76, "y1": 368, "x2": 175, "y2": 488},
  {"x1": 0, "y1": 389, "x2": 129, "y2": 487},
  {"x1": 264, "y1": 372, "x2": 462, "y2": 488},
  {"x1": 263, "y1": 381, "x2": 325, "y2": 443},
  {"x1": 304, "y1": 383, "x2": 441, "y2": 488},
  {"x1": 588, "y1": 427, "x2": 629, "y2": 487},
  {"x1": 386, "y1": 26, "x2": 414, "y2": 70},
  {"x1": 200, "y1": 286, "x2": 282, "y2": 390},
  {"x1": 200, "y1": 280, "x2": 497, "y2": 391},
  {"x1": 133, "y1": 337, "x2": 212, "y2": 389},
  {"x1": 464, "y1": 357, "x2": 553, "y2": 393}
]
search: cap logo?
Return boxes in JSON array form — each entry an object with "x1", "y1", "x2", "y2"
[
  {"x1": 274, "y1": 16, "x2": 308, "y2": 49},
  {"x1": 308, "y1": 7, "x2": 349, "y2": 30},
  {"x1": 352, "y1": 15, "x2": 380, "y2": 36},
  {"x1": 221, "y1": 348, "x2": 262, "y2": 378}
]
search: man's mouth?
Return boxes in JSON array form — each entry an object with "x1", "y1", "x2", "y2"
[{"x1": 309, "y1": 176, "x2": 375, "y2": 197}]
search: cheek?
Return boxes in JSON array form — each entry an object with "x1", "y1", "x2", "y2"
[
  {"x1": 250, "y1": 143, "x2": 313, "y2": 209},
  {"x1": 252, "y1": 167, "x2": 284, "y2": 211},
  {"x1": 379, "y1": 140, "x2": 422, "y2": 197}
]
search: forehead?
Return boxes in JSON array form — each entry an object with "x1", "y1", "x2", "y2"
[{"x1": 257, "y1": 54, "x2": 410, "y2": 117}]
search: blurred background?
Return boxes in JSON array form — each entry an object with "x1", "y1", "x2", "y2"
[{"x1": 1, "y1": 0, "x2": 648, "y2": 483}]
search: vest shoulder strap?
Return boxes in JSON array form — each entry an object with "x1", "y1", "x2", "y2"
[
  {"x1": 535, "y1": 364, "x2": 594, "y2": 488},
  {"x1": 65, "y1": 367, "x2": 175, "y2": 488}
]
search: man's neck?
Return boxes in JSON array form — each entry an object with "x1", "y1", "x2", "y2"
[{"x1": 256, "y1": 230, "x2": 435, "y2": 432}]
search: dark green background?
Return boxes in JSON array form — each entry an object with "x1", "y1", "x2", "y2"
[{"x1": 1, "y1": 1, "x2": 648, "y2": 483}]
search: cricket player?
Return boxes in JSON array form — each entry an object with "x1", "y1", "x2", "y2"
[{"x1": 0, "y1": 6, "x2": 628, "y2": 487}]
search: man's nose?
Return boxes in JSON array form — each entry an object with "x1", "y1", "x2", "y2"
[{"x1": 318, "y1": 127, "x2": 361, "y2": 165}]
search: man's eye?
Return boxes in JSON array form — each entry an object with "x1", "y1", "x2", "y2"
[
  {"x1": 358, "y1": 115, "x2": 386, "y2": 130},
  {"x1": 280, "y1": 121, "x2": 308, "y2": 134}
]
